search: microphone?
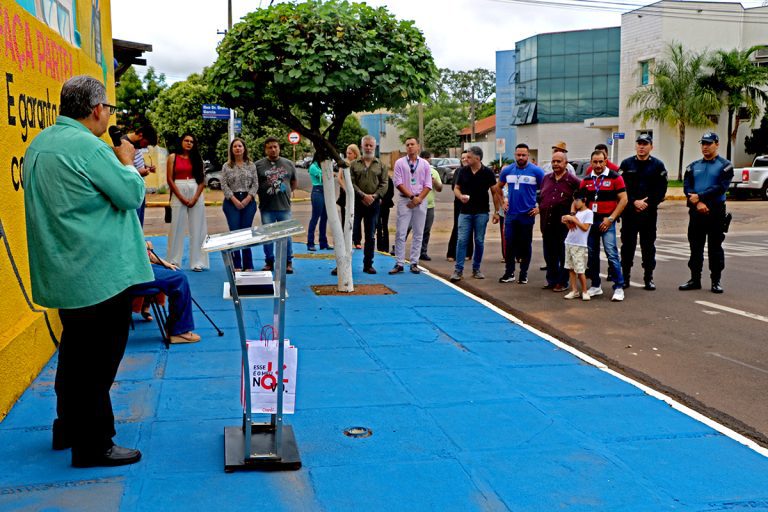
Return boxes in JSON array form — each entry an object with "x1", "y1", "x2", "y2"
[{"x1": 108, "y1": 126, "x2": 123, "y2": 147}]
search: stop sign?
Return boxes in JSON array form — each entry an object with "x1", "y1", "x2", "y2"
[{"x1": 287, "y1": 131, "x2": 301, "y2": 145}]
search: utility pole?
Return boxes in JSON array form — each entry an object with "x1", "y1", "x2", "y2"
[
  {"x1": 227, "y1": 0, "x2": 235, "y2": 145},
  {"x1": 418, "y1": 103, "x2": 424, "y2": 145},
  {"x1": 470, "y1": 82, "x2": 476, "y2": 143}
]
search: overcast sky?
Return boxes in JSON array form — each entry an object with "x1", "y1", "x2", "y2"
[{"x1": 111, "y1": 0, "x2": 623, "y2": 82}]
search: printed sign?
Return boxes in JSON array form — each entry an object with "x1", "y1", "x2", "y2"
[
  {"x1": 202, "y1": 104, "x2": 231, "y2": 119},
  {"x1": 287, "y1": 131, "x2": 301, "y2": 145}
]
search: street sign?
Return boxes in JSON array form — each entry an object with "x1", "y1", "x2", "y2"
[
  {"x1": 495, "y1": 138, "x2": 506, "y2": 154},
  {"x1": 234, "y1": 118, "x2": 242, "y2": 133},
  {"x1": 613, "y1": 132, "x2": 625, "y2": 140},
  {"x1": 287, "y1": 131, "x2": 301, "y2": 145},
  {"x1": 202, "y1": 104, "x2": 231, "y2": 119},
  {"x1": 606, "y1": 138, "x2": 613, "y2": 146}
]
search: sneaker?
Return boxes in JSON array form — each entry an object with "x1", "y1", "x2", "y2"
[
  {"x1": 307, "y1": 245, "x2": 317, "y2": 251},
  {"x1": 286, "y1": 263, "x2": 294, "y2": 274},
  {"x1": 363, "y1": 267, "x2": 377, "y2": 274},
  {"x1": 499, "y1": 272, "x2": 515, "y2": 283},
  {"x1": 472, "y1": 270, "x2": 485, "y2": 279},
  {"x1": 518, "y1": 274, "x2": 528, "y2": 284},
  {"x1": 449, "y1": 271, "x2": 462, "y2": 282},
  {"x1": 262, "y1": 263, "x2": 273, "y2": 272},
  {"x1": 581, "y1": 293, "x2": 591, "y2": 301},
  {"x1": 552, "y1": 284, "x2": 569, "y2": 292},
  {"x1": 587, "y1": 286, "x2": 603, "y2": 297},
  {"x1": 192, "y1": 266, "x2": 203, "y2": 272},
  {"x1": 389, "y1": 265, "x2": 404, "y2": 275},
  {"x1": 611, "y1": 288, "x2": 624, "y2": 302},
  {"x1": 564, "y1": 290, "x2": 580, "y2": 300},
  {"x1": 421, "y1": 254, "x2": 432, "y2": 261},
  {"x1": 410, "y1": 264, "x2": 421, "y2": 274}
]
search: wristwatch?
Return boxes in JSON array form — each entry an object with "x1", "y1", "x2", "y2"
[
  {"x1": 409, "y1": 195, "x2": 415, "y2": 200},
  {"x1": 608, "y1": 216, "x2": 615, "y2": 222}
]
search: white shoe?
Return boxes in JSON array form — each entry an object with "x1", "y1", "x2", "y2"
[
  {"x1": 564, "y1": 290, "x2": 580, "y2": 300},
  {"x1": 611, "y1": 288, "x2": 624, "y2": 302},
  {"x1": 587, "y1": 286, "x2": 603, "y2": 297},
  {"x1": 581, "y1": 293, "x2": 591, "y2": 301}
]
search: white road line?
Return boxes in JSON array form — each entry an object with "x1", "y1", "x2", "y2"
[
  {"x1": 425, "y1": 272, "x2": 768, "y2": 459},
  {"x1": 706, "y1": 352, "x2": 768, "y2": 376},
  {"x1": 695, "y1": 301, "x2": 768, "y2": 324}
]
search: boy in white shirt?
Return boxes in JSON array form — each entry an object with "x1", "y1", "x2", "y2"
[{"x1": 561, "y1": 189, "x2": 593, "y2": 300}]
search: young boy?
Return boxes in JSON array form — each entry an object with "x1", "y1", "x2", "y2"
[{"x1": 561, "y1": 189, "x2": 593, "y2": 300}]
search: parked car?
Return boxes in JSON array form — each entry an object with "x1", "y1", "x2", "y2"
[
  {"x1": 204, "y1": 160, "x2": 222, "y2": 190},
  {"x1": 432, "y1": 157, "x2": 461, "y2": 184},
  {"x1": 729, "y1": 155, "x2": 768, "y2": 200},
  {"x1": 295, "y1": 156, "x2": 313, "y2": 168}
]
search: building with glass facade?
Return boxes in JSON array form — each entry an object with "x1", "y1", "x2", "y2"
[{"x1": 495, "y1": 50, "x2": 517, "y2": 161}]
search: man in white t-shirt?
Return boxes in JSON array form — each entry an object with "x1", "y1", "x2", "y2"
[{"x1": 561, "y1": 189, "x2": 593, "y2": 300}]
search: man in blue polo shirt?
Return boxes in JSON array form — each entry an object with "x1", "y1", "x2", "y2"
[{"x1": 497, "y1": 143, "x2": 545, "y2": 284}]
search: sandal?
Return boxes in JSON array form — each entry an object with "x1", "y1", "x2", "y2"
[
  {"x1": 140, "y1": 308, "x2": 153, "y2": 322},
  {"x1": 169, "y1": 331, "x2": 201, "y2": 344}
]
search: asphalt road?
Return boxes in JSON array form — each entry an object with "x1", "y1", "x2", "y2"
[{"x1": 144, "y1": 167, "x2": 768, "y2": 446}]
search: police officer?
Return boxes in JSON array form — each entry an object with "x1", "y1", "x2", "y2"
[
  {"x1": 679, "y1": 132, "x2": 734, "y2": 294},
  {"x1": 619, "y1": 133, "x2": 668, "y2": 290}
]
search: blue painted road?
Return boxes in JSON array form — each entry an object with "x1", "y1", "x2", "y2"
[{"x1": 2, "y1": 238, "x2": 768, "y2": 511}]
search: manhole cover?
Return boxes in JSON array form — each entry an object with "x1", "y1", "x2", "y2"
[{"x1": 344, "y1": 426, "x2": 373, "y2": 438}]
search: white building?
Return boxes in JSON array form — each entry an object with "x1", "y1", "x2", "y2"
[{"x1": 619, "y1": 1, "x2": 768, "y2": 172}]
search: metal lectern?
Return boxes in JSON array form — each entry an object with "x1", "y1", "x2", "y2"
[{"x1": 202, "y1": 219, "x2": 304, "y2": 472}]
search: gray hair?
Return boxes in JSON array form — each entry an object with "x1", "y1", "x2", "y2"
[
  {"x1": 361, "y1": 134, "x2": 377, "y2": 146},
  {"x1": 59, "y1": 75, "x2": 107, "y2": 119},
  {"x1": 467, "y1": 146, "x2": 483, "y2": 161}
]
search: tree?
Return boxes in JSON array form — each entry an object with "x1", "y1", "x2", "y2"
[
  {"x1": 397, "y1": 101, "x2": 466, "y2": 143},
  {"x1": 209, "y1": 0, "x2": 436, "y2": 291},
  {"x1": 215, "y1": 114, "x2": 314, "y2": 164},
  {"x1": 702, "y1": 46, "x2": 768, "y2": 160},
  {"x1": 424, "y1": 117, "x2": 458, "y2": 155},
  {"x1": 147, "y1": 72, "x2": 227, "y2": 164},
  {"x1": 627, "y1": 43, "x2": 720, "y2": 180},
  {"x1": 442, "y1": 68, "x2": 495, "y2": 141},
  {"x1": 336, "y1": 116, "x2": 368, "y2": 154},
  {"x1": 116, "y1": 66, "x2": 167, "y2": 130},
  {"x1": 744, "y1": 116, "x2": 768, "y2": 156}
]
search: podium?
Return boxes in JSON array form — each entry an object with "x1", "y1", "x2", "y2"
[{"x1": 202, "y1": 219, "x2": 305, "y2": 472}]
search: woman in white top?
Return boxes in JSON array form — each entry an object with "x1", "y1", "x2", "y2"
[{"x1": 167, "y1": 133, "x2": 209, "y2": 271}]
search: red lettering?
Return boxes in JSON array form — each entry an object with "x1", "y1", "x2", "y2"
[
  {"x1": 36, "y1": 29, "x2": 45, "y2": 73},
  {"x1": 4, "y1": 9, "x2": 14, "y2": 62},
  {"x1": 22, "y1": 21, "x2": 33, "y2": 71},
  {"x1": 12, "y1": 15, "x2": 23, "y2": 71}
]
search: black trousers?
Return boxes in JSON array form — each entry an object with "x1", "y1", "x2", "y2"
[
  {"x1": 354, "y1": 197, "x2": 380, "y2": 268},
  {"x1": 376, "y1": 205, "x2": 391, "y2": 253},
  {"x1": 447, "y1": 198, "x2": 473, "y2": 259},
  {"x1": 620, "y1": 209, "x2": 658, "y2": 279},
  {"x1": 55, "y1": 289, "x2": 132, "y2": 456},
  {"x1": 542, "y1": 223, "x2": 569, "y2": 286},
  {"x1": 687, "y1": 204, "x2": 726, "y2": 280}
]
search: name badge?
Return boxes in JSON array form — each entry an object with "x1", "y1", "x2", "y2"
[
  {"x1": 592, "y1": 203, "x2": 598, "y2": 212},
  {"x1": 514, "y1": 181, "x2": 520, "y2": 190},
  {"x1": 411, "y1": 176, "x2": 417, "y2": 186}
]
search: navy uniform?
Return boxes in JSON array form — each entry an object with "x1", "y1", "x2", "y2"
[
  {"x1": 619, "y1": 134, "x2": 668, "y2": 290},
  {"x1": 680, "y1": 132, "x2": 733, "y2": 293}
]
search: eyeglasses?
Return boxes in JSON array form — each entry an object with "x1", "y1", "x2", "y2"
[{"x1": 95, "y1": 103, "x2": 117, "y2": 115}]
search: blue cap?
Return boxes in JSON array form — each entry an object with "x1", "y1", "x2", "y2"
[
  {"x1": 699, "y1": 132, "x2": 719, "y2": 143},
  {"x1": 636, "y1": 133, "x2": 653, "y2": 144}
]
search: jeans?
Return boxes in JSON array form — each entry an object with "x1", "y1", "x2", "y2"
[
  {"x1": 455, "y1": 213, "x2": 489, "y2": 273},
  {"x1": 222, "y1": 192, "x2": 257, "y2": 269},
  {"x1": 354, "y1": 197, "x2": 380, "y2": 268},
  {"x1": 504, "y1": 215, "x2": 534, "y2": 276},
  {"x1": 261, "y1": 209, "x2": 293, "y2": 264},
  {"x1": 620, "y1": 208, "x2": 658, "y2": 279},
  {"x1": 136, "y1": 195, "x2": 146, "y2": 226},
  {"x1": 307, "y1": 185, "x2": 329, "y2": 248},
  {"x1": 542, "y1": 223, "x2": 569, "y2": 286},
  {"x1": 447, "y1": 198, "x2": 473, "y2": 259},
  {"x1": 687, "y1": 203, "x2": 726, "y2": 280},
  {"x1": 131, "y1": 264, "x2": 195, "y2": 336},
  {"x1": 587, "y1": 220, "x2": 624, "y2": 289}
]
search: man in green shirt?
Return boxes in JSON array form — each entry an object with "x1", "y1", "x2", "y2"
[
  {"x1": 349, "y1": 135, "x2": 388, "y2": 273},
  {"x1": 24, "y1": 75, "x2": 153, "y2": 468}
]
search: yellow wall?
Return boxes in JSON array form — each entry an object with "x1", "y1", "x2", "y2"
[{"x1": 0, "y1": 0, "x2": 115, "y2": 420}]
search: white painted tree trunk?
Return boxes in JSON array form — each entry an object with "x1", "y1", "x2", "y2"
[{"x1": 321, "y1": 160, "x2": 354, "y2": 292}]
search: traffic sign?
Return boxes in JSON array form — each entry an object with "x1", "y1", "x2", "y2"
[
  {"x1": 288, "y1": 131, "x2": 301, "y2": 145},
  {"x1": 234, "y1": 118, "x2": 242, "y2": 133},
  {"x1": 202, "y1": 104, "x2": 231, "y2": 119},
  {"x1": 613, "y1": 132, "x2": 625, "y2": 140},
  {"x1": 496, "y1": 138, "x2": 506, "y2": 154},
  {"x1": 606, "y1": 138, "x2": 613, "y2": 146}
]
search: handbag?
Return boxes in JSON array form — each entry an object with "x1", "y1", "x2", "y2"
[
  {"x1": 164, "y1": 192, "x2": 172, "y2": 223},
  {"x1": 241, "y1": 326, "x2": 298, "y2": 414}
]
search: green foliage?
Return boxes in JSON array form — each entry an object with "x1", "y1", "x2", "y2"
[
  {"x1": 116, "y1": 66, "x2": 167, "y2": 130},
  {"x1": 209, "y1": 0, "x2": 436, "y2": 162},
  {"x1": 214, "y1": 114, "x2": 314, "y2": 165},
  {"x1": 397, "y1": 101, "x2": 466, "y2": 143},
  {"x1": 627, "y1": 43, "x2": 720, "y2": 179},
  {"x1": 424, "y1": 117, "x2": 458, "y2": 155},
  {"x1": 745, "y1": 116, "x2": 768, "y2": 156},
  {"x1": 147, "y1": 72, "x2": 227, "y2": 164},
  {"x1": 336, "y1": 116, "x2": 368, "y2": 154},
  {"x1": 476, "y1": 98, "x2": 496, "y2": 121},
  {"x1": 702, "y1": 46, "x2": 768, "y2": 159},
  {"x1": 441, "y1": 68, "x2": 496, "y2": 105}
]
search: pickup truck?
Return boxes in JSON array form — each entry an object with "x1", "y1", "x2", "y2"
[{"x1": 730, "y1": 155, "x2": 768, "y2": 200}]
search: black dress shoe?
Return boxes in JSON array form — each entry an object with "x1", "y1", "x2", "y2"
[
  {"x1": 420, "y1": 254, "x2": 432, "y2": 261},
  {"x1": 363, "y1": 267, "x2": 377, "y2": 274},
  {"x1": 678, "y1": 279, "x2": 702, "y2": 291},
  {"x1": 711, "y1": 281, "x2": 724, "y2": 294},
  {"x1": 72, "y1": 445, "x2": 142, "y2": 468},
  {"x1": 331, "y1": 267, "x2": 338, "y2": 276},
  {"x1": 644, "y1": 279, "x2": 656, "y2": 291}
]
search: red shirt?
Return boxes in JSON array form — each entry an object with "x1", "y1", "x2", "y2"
[
  {"x1": 579, "y1": 170, "x2": 625, "y2": 216},
  {"x1": 173, "y1": 155, "x2": 194, "y2": 180}
]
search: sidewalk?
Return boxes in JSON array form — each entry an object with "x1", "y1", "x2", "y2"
[{"x1": 1, "y1": 239, "x2": 767, "y2": 511}]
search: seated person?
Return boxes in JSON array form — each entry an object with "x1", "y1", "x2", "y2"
[{"x1": 132, "y1": 241, "x2": 201, "y2": 344}]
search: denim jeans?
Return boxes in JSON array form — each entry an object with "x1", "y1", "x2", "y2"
[
  {"x1": 222, "y1": 192, "x2": 257, "y2": 269},
  {"x1": 261, "y1": 209, "x2": 293, "y2": 264},
  {"x1": 307, "y1": 185, "x2": 328, "y2": 248},
  {"x1": 504, "y1": 215, "x2": 534, "y2": 276},
  {"x1": 587, "y1": 221, "x2": 624, "y2": 289},
  {"x1": 455, "y1": 213, "x2": 489, "y2": 273},
  {"x1": 131, "y1": 264, "x2": 195, "y2": 336}
]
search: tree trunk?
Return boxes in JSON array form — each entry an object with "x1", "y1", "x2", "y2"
[
  {"x1": 726, "y1": 107, "x2": 734, "y2": 161},
  {"x1": 321, "y1": 160, "x2": 354, "y2": 292},
  {"x1": 677, "y1": 124, "x2": 686, "y2": 181}
]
